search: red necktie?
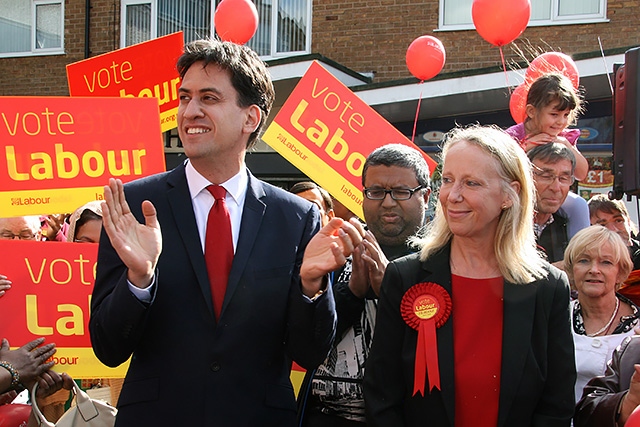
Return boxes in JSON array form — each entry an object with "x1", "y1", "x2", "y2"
[{"x1": 205, "y1": 185, "x2": 233, "y2": 320}]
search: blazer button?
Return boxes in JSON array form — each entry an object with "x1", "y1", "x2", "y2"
[{"x1": 210, "y1": 362, "x2": 221, "y2": 372}]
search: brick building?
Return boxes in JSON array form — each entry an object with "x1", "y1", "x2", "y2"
[{"x1": 1, "y1": 0, "x2": 638, "y2": 200}]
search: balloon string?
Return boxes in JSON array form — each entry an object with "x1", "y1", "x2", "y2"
[
  {"x1": 411, "y1": 82, "x2": 424, "y2": 144},
  {"x1": 499, "y1": 46, "x2": 511, "y2": 92}
]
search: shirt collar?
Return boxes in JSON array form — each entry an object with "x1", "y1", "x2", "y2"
[
  {"x1": 184, "y1": 160, "x2": 248, "y2": 208},
  {"x1": 533, "y1": 214, "x2": 555, "y2": 238}
]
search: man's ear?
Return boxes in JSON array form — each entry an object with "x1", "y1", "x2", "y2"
[
  {"x1": 422, "y1": 188, "x2": 431, "y2": 206},
  {"x1": 244, "y1": 105, "x2": 261, "y2": 134}
]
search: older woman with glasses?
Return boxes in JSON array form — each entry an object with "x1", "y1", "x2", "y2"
[
  {"x1": 0, "y1": 216, "x2": 41, "y2": 241},
  {"x1": 564, "y1": 226, "x2": 639, "y2": 403},
  {"x1": 363, "y1": 125, "x2": 575, "y2": 426}
]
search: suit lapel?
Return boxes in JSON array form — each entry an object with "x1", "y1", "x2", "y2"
[
  {"x1": 220, "y1": 173, "x2": 266, "y2": 318},
  {"x1": 166, "y1": 164, "x2": 216, "y2": 317},
  {"x1": 497, "y1": 279, "x2": 537, "y2": 427},
  {"x1": 419, "y1": 246, "x2": 456, "y2": 426}
]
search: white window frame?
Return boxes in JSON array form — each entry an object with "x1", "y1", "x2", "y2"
[
  {"x1": 32, "y1": 0, "x2": 64, "y2": 52},
  {"x1": 120, "y1": 0, "x2": 311, "y2": 58},
  {"x1": 0, "y1": 0, "x2": 64, "y2": 58},
  {"x1": 438, "y1": 0, "x2": 608, "y2": 31},
  {"x1": 120, "y1": 0, "x2": 158, "y2": 48},
  {"x1": 254, "y1": 0, "x2": 312, "y2": 59}
]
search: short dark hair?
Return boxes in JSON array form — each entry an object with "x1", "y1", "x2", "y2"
[
  {"x1": 587, "y1": 193, "x2": 630, "y2": 219},
  {"x1": 177, "y1": 39, "x2": 275, "y2": 149},
  {"x1": 527, "y1": 142, "x2": 576, "y2": 174},
  {"x1": 290, "y1": 181, "x2": 334, "y2": 211},
  {"x1": 76, "y1": 209, "x2": 102, "y2": 231},
  {"x1": 362, "y1": 144, "x2": 430, "y2": 188},
  {"x1": 526, "y1": 73, "x2": 584, "y2": 125}
]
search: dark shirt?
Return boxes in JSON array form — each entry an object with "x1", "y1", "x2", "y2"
[
  {"x1": 536, "y1": 212, "x2": 569, "y2": 263},
  {"x1": 298, "y1": 243, "x2": 413, "y2": 423}
]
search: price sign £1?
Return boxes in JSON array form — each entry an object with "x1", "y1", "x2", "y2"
[{"x1": 583, "y1": 169, "x2": 613, "y2": 188}]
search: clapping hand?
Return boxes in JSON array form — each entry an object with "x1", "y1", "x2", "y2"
[
  {"x1": 300, "y1": 217, "x2": 365, "y2": 297},
  {"x1": 101, "y1": 178, "x2": 162, "y2": 288}
]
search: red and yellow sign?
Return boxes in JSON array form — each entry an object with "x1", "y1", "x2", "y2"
[
  {"x1": 0, "y1": 96, "x2": 166, "y2": 216},
  {"x1": 582, "y1": 169, "x2": 614, "y2": 188},
  {"x1": 0, "y1": 240, "x2": 128, "y2": 378},
  {"x1": 262, "y1": 61, "x2": 437, "y2": 219},
  {"x1": 66, "y1": 32, "x2": 183, "y2": 132}
]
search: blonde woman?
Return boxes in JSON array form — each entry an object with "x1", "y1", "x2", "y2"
[
  {"x1": 564, "y1": 225, "x2": 638, "y2": 403},
  {"x1": 364, "y1": 125, "x2": 575, "y2": 426}
]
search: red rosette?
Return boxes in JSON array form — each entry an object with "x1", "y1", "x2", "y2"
[{"x1": 400, "y1": 282, "x2": 452, "y2": 396}]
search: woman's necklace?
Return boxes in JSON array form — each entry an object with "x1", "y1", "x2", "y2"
[{"x1": 586, "y1": 297, "x2": 620, "y2": 337}]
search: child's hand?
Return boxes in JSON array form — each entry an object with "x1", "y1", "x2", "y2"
[
  {"x1": 523, "y1": 133, "x2": 574, "y2": 151},
  {"x1": 553, "y1": 135, "x2": 572, "y2": 147},
  {"x1": 523, "y1": 132, "x2": 555, "y2": 151}
]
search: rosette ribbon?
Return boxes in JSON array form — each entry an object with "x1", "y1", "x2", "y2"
[{"x1": 401, "y1": 282, "x2": 452, "y2": 396}]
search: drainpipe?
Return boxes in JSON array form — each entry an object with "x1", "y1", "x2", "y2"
[{"x1": 84, "y1": 0, "x2": 91, "y2": 58}]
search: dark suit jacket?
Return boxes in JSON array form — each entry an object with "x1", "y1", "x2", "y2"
[
  {"x1": 363, "y1": 244, "x2": 576, "y2": 427},
  {"x1": 89, "y1": 164, "x2": 336, "y2": 427}
]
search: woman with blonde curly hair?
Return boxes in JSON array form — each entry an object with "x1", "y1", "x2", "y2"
[{"x1": 564, "y1": 225, "x2": 638, "y2": 403}]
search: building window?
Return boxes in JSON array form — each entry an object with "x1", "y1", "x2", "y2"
[
  {"x1": 0, "y1": 0, "x2": 64, "y2": 57},
  {"x1": 247, "y1": 0, "x2": 310, "y2": 58},
  {"x1": 439, "y1": 0, "x2": 607, "y2": 30},
  {"x1": 121, "y1": 0, "x2": 212, "y2": 47},
  {"x1": 121, "y1": 0, "x2": 310, "y2": 58}
]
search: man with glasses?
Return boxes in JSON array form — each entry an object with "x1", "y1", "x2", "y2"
[
  {"x1": 528, "y1": 142, "x2": 581, "y2": 264},
  {"x1": 0, "y1": 216, "x2": 41, "y2": 241},
  {"x1": 298, "y1": 144, "x2": 430, "y2": 426}
]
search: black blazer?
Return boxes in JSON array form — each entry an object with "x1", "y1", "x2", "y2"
[
  {"x1": 363, "y1": 244, "x2": 576, "y2": 427},
  {"x1": 89, "y1": 164, "x2": 336, "y2": 427}
]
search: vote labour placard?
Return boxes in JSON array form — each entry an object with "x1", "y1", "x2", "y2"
[
  {"x1": 66, "y1": 32, "x2": 183, "y2": 132},
  {"x1": 262, "y1": 61, "x2": 437, "y2": 219},
  {"x1": 0, "y1": 96, "x2": 166, "y2": 216},
  {"x1": 0, "y1": 240, "x2": 129, "y2": 378}
]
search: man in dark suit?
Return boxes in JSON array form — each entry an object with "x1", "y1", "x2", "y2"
[{"x1": 89, "y1": 39, "x2": 364, "y2": 427}]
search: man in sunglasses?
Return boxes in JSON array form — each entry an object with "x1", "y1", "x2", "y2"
[
  {"x1": 298, "y1": 144, "x2": 431, "y2": 426},
  {"x1": 528, "y1": 142, "x2": 579, "y2": 265}
]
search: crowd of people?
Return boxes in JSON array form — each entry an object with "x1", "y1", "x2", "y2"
[{"x1": 1, "y1": 38, "x2": 640, "y2": 427}]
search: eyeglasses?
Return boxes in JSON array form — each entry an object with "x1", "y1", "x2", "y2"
[
  {"x1": 532, "y1": 167, "x2": 575, "y2": 186},
  {"x1": 364, "y1": 185, "x2": 424, "y2": 201},
  {"x1": 0, "y1": 231, "x2": 36, "y2": 240}
]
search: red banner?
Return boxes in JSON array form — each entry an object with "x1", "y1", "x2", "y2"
[
  {"x1": 262, "y1": 61, "x2": 437, "y2": 219},
  {"x1": 0, "y1": 96, "x2": 166, "y2": 216},
  {"x1": 66, "y1": 32, "x2": 184, "y2": 132},
  {"x1": 0, "y1": 240, "x2": 128, "y2": 378}
]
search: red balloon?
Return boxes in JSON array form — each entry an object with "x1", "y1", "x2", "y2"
[
  {"x1": 406, "y1": 36, "x2": 446, "y2": 81},
  {"x1": 472, "y1": 0, "x2": 531, "y2": 47},
  {"x1": 509, "y1": 83, "x2": 530, "y2": 123},
  {"x1": 214, "y1": 0, "x2": 259, "y2": 45},
  {"x1": 525, "y1": 51, "x2": 580, "y2": 89}
]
